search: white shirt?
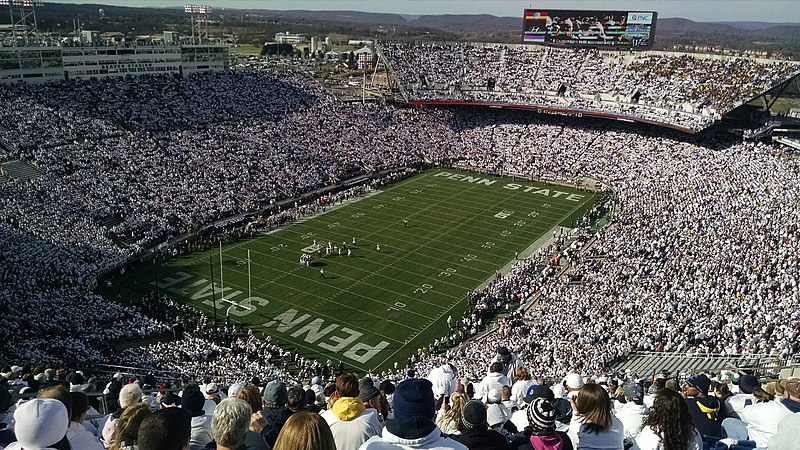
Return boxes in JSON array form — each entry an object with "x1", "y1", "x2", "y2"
[{"x1": 631, "y1": 426, "x2": 702, "y2": 450}]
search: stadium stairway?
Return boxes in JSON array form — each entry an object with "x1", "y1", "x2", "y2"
[
  {"x1": 611, "y1": 351, "x2": 785, "y2": 377},
  {"x1": 1, "y1": 160, "x2": 42, "y2": 181}
]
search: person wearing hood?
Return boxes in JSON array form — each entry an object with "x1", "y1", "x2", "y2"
[
  {"x1": 474, "y1": 363, "x2": 509, "y2": 403},
  {"x1": 615, "y1": 381, "x2": 647, "y2": 445},
  {"x1": 182, "y1": 387, "x2": 214, "y2": 450},
  {"x1": 427, "y1": 364, "x2": 458, "y2": 401},
  {"x1": 102, "y1": 382, "x2": 144, "y2": 443},
  {"x1": 451, "y1": 400, "x2": 509, "y2": 450},
  {"x1": 259, "y1": 380, "x2": 292, "y2": 448},
  {"x1": 322, "y1": 373, "x2": 382, "y2": 450},
  {"x1": 360, "y1": 378, "x2": 467, "y2": 450},
  {"x1": 680, "y1": 374, "x2": 722, "y2": 438},
  {"x1": 492, "y1": 347, "x2": 524, "y2": 385}
]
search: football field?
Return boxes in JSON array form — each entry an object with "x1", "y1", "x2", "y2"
[{"x1": 120, "y1": 168, "x2": 595, "y2": 373}]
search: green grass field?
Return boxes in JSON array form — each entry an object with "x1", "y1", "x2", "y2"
[{"x1": 118, "y1": 169, "x2": 595, "y2": 373}]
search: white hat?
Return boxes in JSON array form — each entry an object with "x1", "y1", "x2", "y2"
[
  {"x1": 311, "y1": 376, "x2": 321, "y2": 385},
  {"x1": 11, "y1": 366, "x2": 23, "y2": 373},
  {"x1": 119, "y1": 383, "x2": 143, "y2": 408},
  {"x1": 227, "y1": 382, "x2": 246, "y2": 398},
  {"x1": 205, "y1": 383, "x2": 219, "y2": 395},
  {"x1": 486, "y1": 388, "x2": 502, "y2": 404},
  {"x1": 486, "y1": 403, "x2": 509, "y2": 428},
  {"x1": 566, "y1": 373, "x2": 584, "y2": 390},
  {"x1": 13, "y1": 398, "x2": 69, "y2": 450},
  {"x1": 551, "y1": 384, "x2": 566, "y2": 398}
]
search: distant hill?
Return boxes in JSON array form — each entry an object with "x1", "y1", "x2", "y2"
[
  {"x1": 713, "y1": 21, "x2": 800, "y2": 30},
  {"x1": 19, "y1": 4, "x2": 800, "y2": 58}
]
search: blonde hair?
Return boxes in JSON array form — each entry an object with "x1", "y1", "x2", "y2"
[
  {"x1": 437, "y1": 391, "x2": 468, "y2": 430},
  {"x1": 273, "y1": 411, "x2": 336, "y2": 450},
  {"x1": 514, "y1": 367, "x2": 531, "y2": 382}
]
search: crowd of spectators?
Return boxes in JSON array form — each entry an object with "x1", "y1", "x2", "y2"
[
  {"x1": 378, "y1": 41, "x2": 800, "y2": 131},
  {"x1": 1, "y1": 362, "x2": 798, "y2": 450},
  {"x1": 0, "y1": 64, "x2": 799, "y2": 449}
]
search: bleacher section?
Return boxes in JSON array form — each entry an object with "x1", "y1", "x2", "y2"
[
  {"x1": 612, "y1": 352, "x2": 786, "y2": 377},
  {"x1": 0, "y1": 159, "x2": 42, "y2": 182},
  {"x1": 378, "y1": 42, "x2": 800, "y2": 133}
]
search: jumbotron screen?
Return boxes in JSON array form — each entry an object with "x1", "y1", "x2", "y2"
[{"x1": 523, "y1": 10, "x2": 657, "y2": 49}]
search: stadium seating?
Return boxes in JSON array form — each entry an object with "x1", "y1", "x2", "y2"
[{"x1": 377, "y1": 41, "x2": 800, "y2": 132}]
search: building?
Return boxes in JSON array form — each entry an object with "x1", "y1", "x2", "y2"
[
  {"x1": 348, "y1": 39, "x2": 373, "y2": 45},
  {"x1": 353, "y1": 46, "x2": 375, "y2": 70},
  {"x1": 163, "y1": 31, "x2": 178, "y2": 46},
  {"x1": 80, "y1": 30, "x2": 100, "y2": 45},
  {"x1": 274, "y1": 32, "x2": 307, "y2": 44},
  {"x1": 0, "y1": 43, "x2": 229, "y2": 84}
]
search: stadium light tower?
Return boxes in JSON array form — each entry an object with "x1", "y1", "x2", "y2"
[
  {"x1": 184, "y1": 4, "x2": 212, "y2": 44},
  {"x1": 1, "y1": 0, "x2": 44, "y2": 45}
]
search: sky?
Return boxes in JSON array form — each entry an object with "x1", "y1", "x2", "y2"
[{"x1": 51, "y1": 1, "x2": 800, "y2": 24}]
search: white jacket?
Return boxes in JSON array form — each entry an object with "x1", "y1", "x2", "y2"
[
  {"x1": 359, "y1": 426, "x2": 468, "y2": 450},
  {"x1": 568, "y1": 414, "x2": 625, "y2": 450},
  {"x1": 728, "y1": 393, "x2": 755, "y2": 418},
  {"x1": 615, "y1": 402, "x2": 647, "y2": 441},
  {"x1": 67, "y1": 421, "x2": 105, "y2": 450},
  {"x1": 768, "y1": 412, "x2": 800, "y2": 450},
  {"x1": 741, "y1": 399, "x2": 794, "y2": 447},
  {"x1": 427, "y1": 365, "x2": 457, "y2": 399},
  {"x1": 321, "y1": 401, "x2": 383, "y2": 450},
  {"x1": 473, "y1": 372, "x2": 510, "y2": 402},
  {"x1": 189, "y1": 415, "x2": 213, "y2": 450},
  {"x1": 510, "y1": 380, "x2": 535, "y2": 408},
  {"x1": 630, "y1": 426, "x2": 702, "y2": 450}
]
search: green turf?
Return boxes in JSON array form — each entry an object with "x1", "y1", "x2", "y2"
[{"x1": 116, "y1": 169, "x2": 595, "y2": 373}]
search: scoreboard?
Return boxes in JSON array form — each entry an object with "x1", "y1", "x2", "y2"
[{"x1": 523, "y1": 10, "x2": 657, "y2": 49}]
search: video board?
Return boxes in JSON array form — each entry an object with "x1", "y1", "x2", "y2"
[{"x1": 523, "y1": 10, "x2": 657, "y2": 49}]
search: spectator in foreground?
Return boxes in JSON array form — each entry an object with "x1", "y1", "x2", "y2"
[
  {"x1": 631, "y1": 388, "x2": 702, "y2": 450},
  {"x1": 5, "y1": 398, "x2": 69, "y2": 450},
  {"x1": 182, "y1": 387, "x2": 214, "y2": 450},
  {"x1": 720, "y1": 378, "x2": 800, "y2": 448},
  {"x1": 437, "y1": 391, "x2": 469, "y2": 435},
  {"x1": 360, "y1": 378, "x2": 467, "y2": 450},
  {"x1": 138, "y1": 407, "x2": 193, "y2": 450},
  {"x1": 207, "y1": 398, "x2": 268, "y2": 450},
  {"x1": 67, "y1": 391, "x2": 105, "y2": 450},
  {"x1": 568, "y1": 383, "x2": 624, "y2": 450},
  {"x1": 259, "y1": 380, "x2": 292, "y2": 447},
  {"x1": 681, "y1": 374, "x2": 722, "y2": 439},
  {"x1": 109, "y1": 402, "x2": 153, "y2": 450},
  {"x1": 451, "y1": 399, "x2": 508, "y2": 450},
  {"x1": 322, "y1": 373, "x2": 382, "y2": 450},
  {"x1": 516, "y1": 398, "x2": 573, "y2": 450},
  {"x1": 616, "y1": 381, "x2": 647, "y2": 445},
  {"x1": 102, "y1": 382, "x2": 144, "y2": 443},
  {"x1": 767, "y1": 412, "x2": 800, "y2": 450},
  {"x1": 273, "y1": 411, "x2": 337, "y2": 450}
]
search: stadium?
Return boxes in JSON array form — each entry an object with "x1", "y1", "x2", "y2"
[{"x1": 1, "y1": 3, "x2": 800, "y2": 450}]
